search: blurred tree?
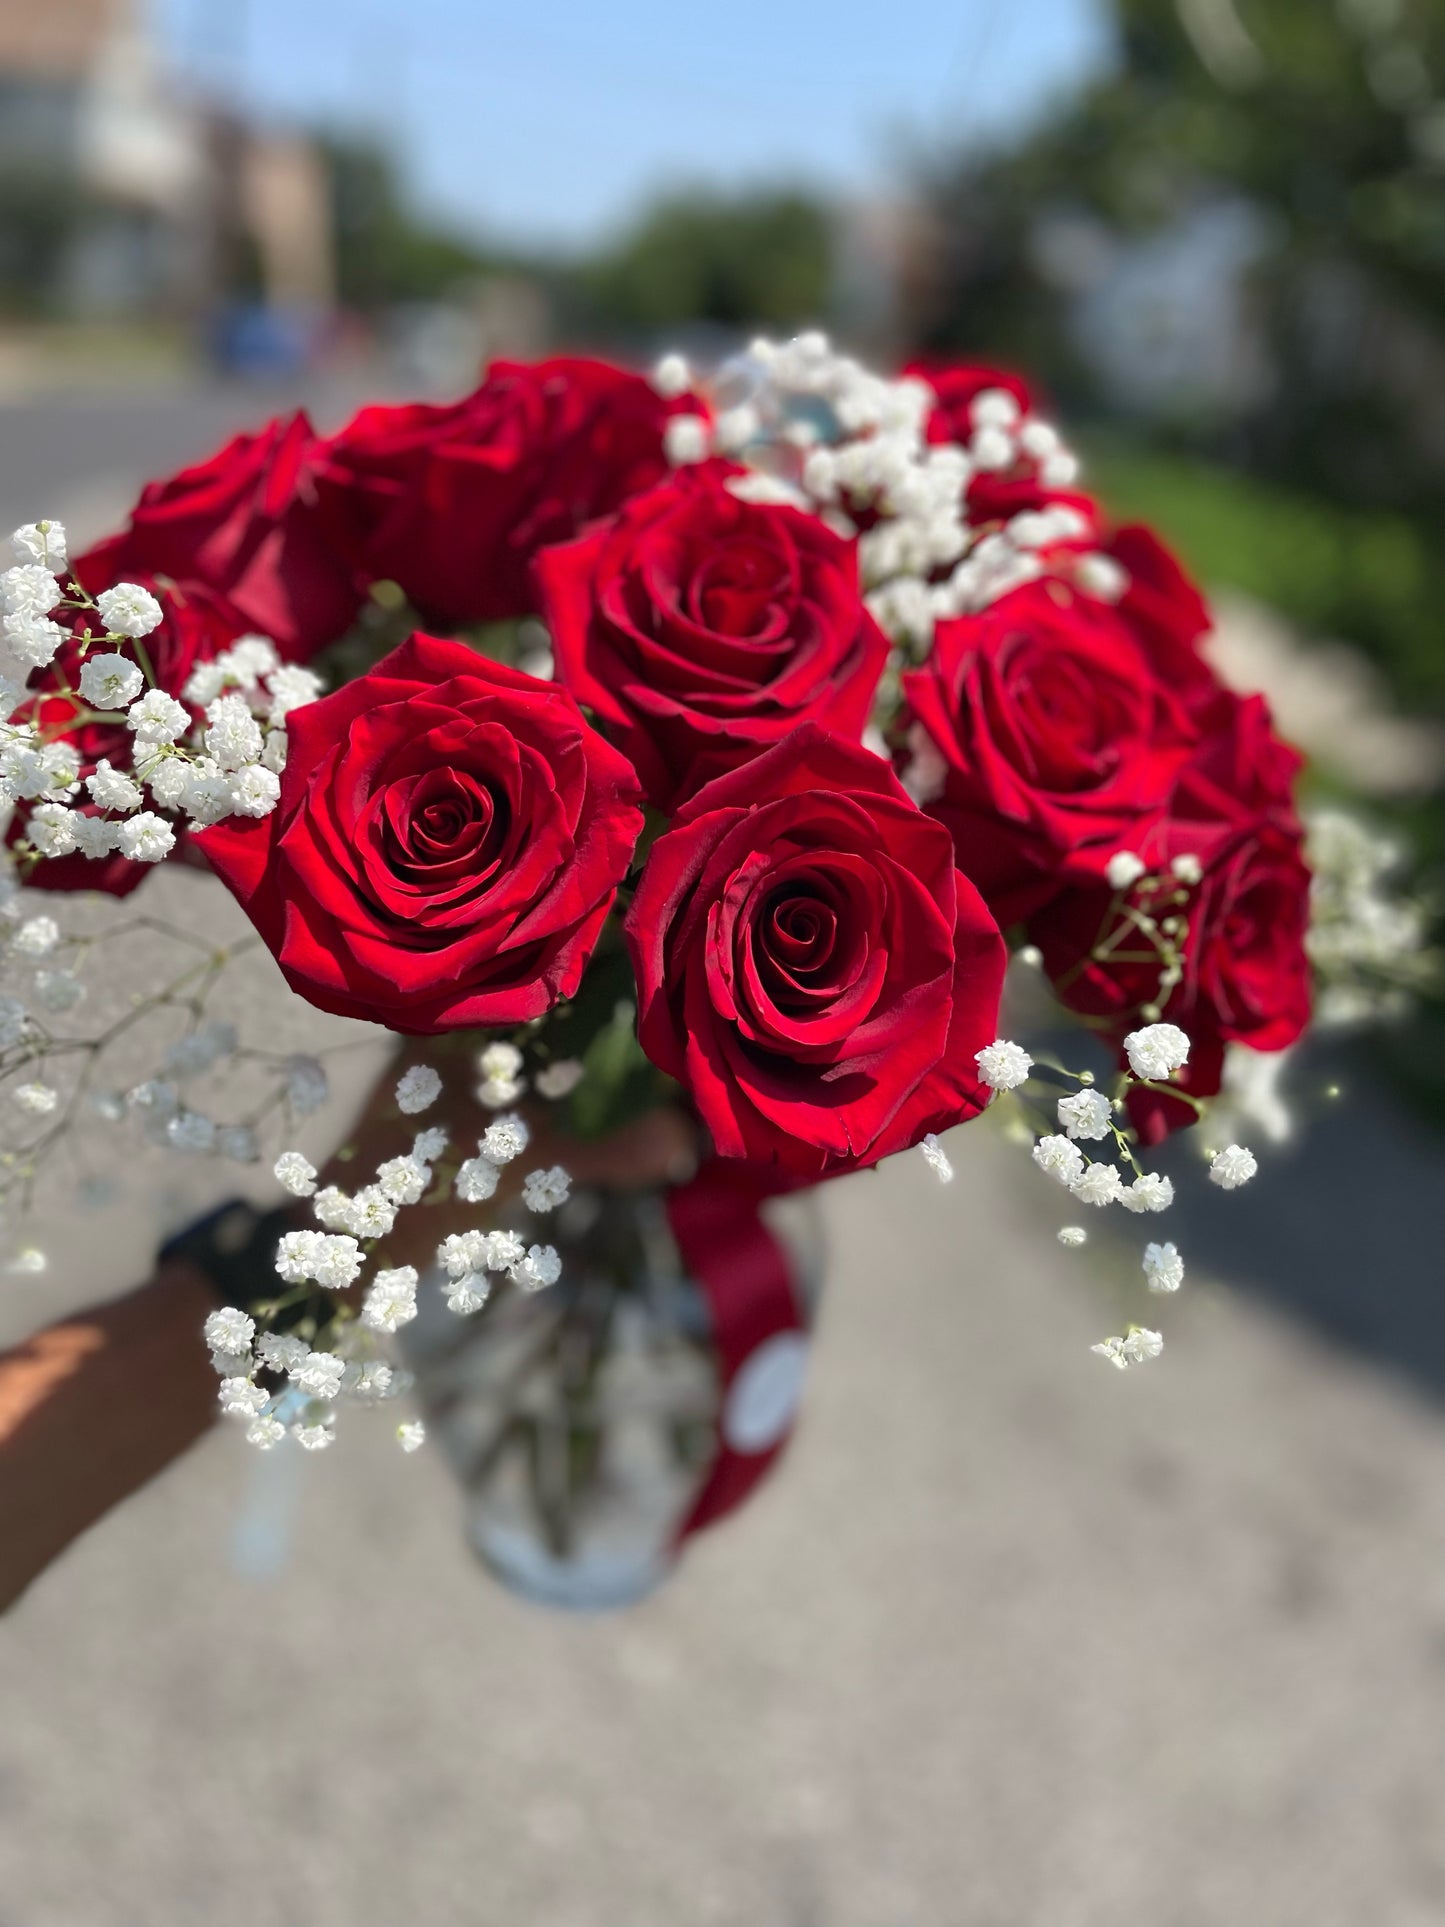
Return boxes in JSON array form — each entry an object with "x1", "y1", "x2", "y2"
[
  {"x1": 922, "y1": 1, "x2": 1445, "y2": 1084},
  {"x1": 325, "y1": 137, "x2": 502, "y2": 311},
  {"x1": 567, "y1": 188, "x2": 834, "y2": 337},
  {"x1": 919, "y1": 0, "x2": 1445, "y2": 516},
  {"x1": 0, "y1": 168, "x2": 100, "y2": 317}
]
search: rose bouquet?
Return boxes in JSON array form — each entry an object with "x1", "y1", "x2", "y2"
[{"x1": 0, "y1": 336, "x2": 1421, "y2": 1567}]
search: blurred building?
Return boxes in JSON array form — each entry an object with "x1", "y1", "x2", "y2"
[
  {"x1": 913, "y1": 0, "x2": 1445, "y2": 517},
  {"x1": 1028, "y1": 196, "x2": 1276, "y2": 424},
  {"x1": 0, "y1": 0, "x2": 333, "y2": 329},
  {"x1": 0, "y1": 0, "x2": 207, "y2": 313},
  {"x1": 833, "y1": 195, "x2": 936, "y2": 353}
]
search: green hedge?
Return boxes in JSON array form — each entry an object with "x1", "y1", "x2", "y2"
[{"x1": 1082, "y1": 437, "x2": 1445, "y2": 715}]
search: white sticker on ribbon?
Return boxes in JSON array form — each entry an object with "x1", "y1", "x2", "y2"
[{"x1": 722, "y1": 1331, "x2": 809, "y2": 1455}]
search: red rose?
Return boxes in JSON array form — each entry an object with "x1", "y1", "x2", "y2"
[
  {"x1": 910, "y1": 361, "x2": 1043, "y2": 444},
  {"x1": 1028, "y1": 694, "x2": 1312, "y2": 1141},
  {"x1": 909, "y1": 360, "x2": 1064, "y2": 523},
  {"x1": 901, "y1": 577, "x2": 1202, "y2": 926},
  {"x1": 910, "y1": 366, "x2": 1214, "y2": 699},
  {"x1": 196, "y1": 633, "x2": 643, "y2": 1032},
  {"x1": 315, "y1": 358, "x2": 691, "y2": 627},
  {"x1": 540, "y1": 466, "x2": 890, "y2": 811},
  {"x1": 966, "y1": 472, "x2": 1100, "y2": 532},
  {"x1": 625, "y1": 727, "x2": 1007, "y2": 1177},
  {"x1": 15, "y1": 572, "x2": 248, "y2": 898},
  {"x1": 89, "y1": 413, "x2": 362, "y2": 660},
  {"x1": 1105, "y1": 524, "x2": 1215, "y2": 704}
]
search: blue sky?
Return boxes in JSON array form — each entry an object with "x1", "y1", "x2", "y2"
[{"x1": 153, "y1": 0, "x2": 1114, "y2": 250}]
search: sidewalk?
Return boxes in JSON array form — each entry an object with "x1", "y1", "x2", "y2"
[{"x1": 3, "y1": 1121, "x2": 1445, "y2": 1927}]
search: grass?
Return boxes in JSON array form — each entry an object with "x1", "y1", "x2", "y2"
[{"x1": 1080, "y1": 434, "x2": 1445, "y2": 717}]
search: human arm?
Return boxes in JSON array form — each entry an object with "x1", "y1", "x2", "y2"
[{"x1": 0, "y1": 1260, "x2": 219, "y2": 1614}]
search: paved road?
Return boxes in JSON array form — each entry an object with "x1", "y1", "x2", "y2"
[
  {"x1": 0, "y1": 378, "x2": 376, "y2": 553},
  {"x1": 1, "y1": 393, "x2": 1443, "y2": 1927}
]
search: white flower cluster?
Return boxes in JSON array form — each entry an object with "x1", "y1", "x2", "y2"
[
  {"x1": 452, "y1": 1108, "x2": 531, "y2": 1203},
  {"x1": 476, "y1": 1039, "x2": 525, "y2": 1108},
  {"x1": 9, "y1": 521, "x2": 67, "y2": 571},
  {"x1": 1142, "y1": 1241, "x2": 1184, "y2": 1293},
  {"x1": 130, "y1": 639, "x2": 306, "y2": 833},
  {"x1": 1208, "y1": 1144, "x2": 1258, "y2": 1190},
  {"x1": 1113, "y1": 846, "x2": 1203, "y2": 890},
  {"x1": 435, "y1": 1223, "x2": 560, "y2": 1311},
  {"x1": 1123, "y1": 1023, "x2": 1191, "y2": 1083},
  {"x1": 182, "y1": 634, "x2": 318, "y2": 718},
  {"x1": 296, "y1": 1121, "x2": 449, "y2": 1241},
  {"x1": 81, "y1": 1017, "x2": 278, "y2": 1166},
  {"x1": 216, "y1": 1055, "x2": 569, "y2": 1452},
  {"x1": 363, "y1": 1266, "x2": 420, "y2": 1333},
  {"x1": 275, "y1": 1227, "x2": 365, "y2": 1290},
  {"x1": 205, "y1": 1301, "x2": 411, "y2": 1454},
  {"x1": 918, "y1": 1133, "x2": 954, "y2": 1184},
  {"x1": 975, "y1": 1038, "x2": 1034, "y2": 1092},
  {"x1": 0, "y1": 555, "x2": 316, "y2": 871},
  {"x1": 755, "y1": 343, "x2": 1128, "y2": 654},
  {"x1": 0, "y1": 878, "x2": 340, "y2": 1245},
  {"x1": 1031, "y1": 1133, "x2": 1174, "y2": 1213},
  {"x1": 1056, "y1": 1087, "x2": 1112, "y2": 1140},
  {"x1": 1305, "y1": 807, "x2": 1434, "y2": 1026},
  {"x1": 1092, "y1": 1328, "x2": 1164, "y2": 1370},
  {"x1": 0, "y1": 527, "x2": 69, "y2": 697},
  {"x1": 0, "y1": 527, "x2": 165, "y2": 726},
  {"x1": 521, "y1": 1164, "x2": 571, "y2": 1212},
  {"x1": 395, "y1": 1064, "x2": 442, "y2": 1114},
  {"x1": 0, "y1": 723, "x2": 81, "y2": 809},
  {"x1": 970, "y1": 1026, "x2": 1217, "y2": 1366},
  {"x1": 534, "y1": 1057, "x2": 584, "y2": 1100},
  {"x1": 655, "y1": 336, "x2": 1126, "y2": 662}
]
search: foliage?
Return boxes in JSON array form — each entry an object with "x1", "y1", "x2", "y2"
[
  {"x1": 0, "y1": 168, "x2": 100, "y2": 318},
  {"x1": 918, "y1": 0, "x2": 1445, "y2": 518},
  {"x1": 564, "y1": 188, "x2": 833, "y2": 336},
  {"x1": 325, "y1": 138, "x2": 502, "y2": 311},
  {"x1": 1082, "y1": 434, "x2": 1445, "y2": 713},
  {"x1": 326, "y1": 152, "x2": 837, "y2": 343}
]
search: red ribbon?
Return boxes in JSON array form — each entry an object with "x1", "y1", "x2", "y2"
[{"x1": 665, "y1": 1157, "x2": 810, "y2": 1542}]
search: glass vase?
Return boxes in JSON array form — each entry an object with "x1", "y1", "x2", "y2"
[{"x1": 401, "y1": 1177, "x2": 825, "y2": 1610}]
